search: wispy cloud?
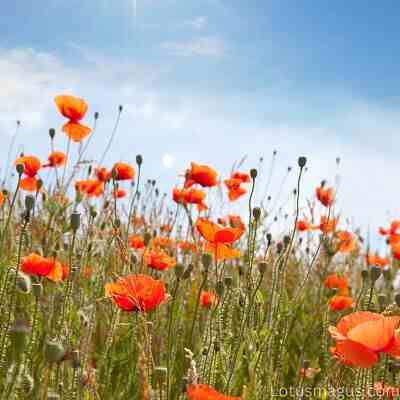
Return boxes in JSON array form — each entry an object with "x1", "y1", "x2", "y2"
[
  {"x1": 161, "y1": 36, "x2": 226, "y2": 57},
  {"x1": 183, "y1": 16, "x2": 208, "y2": 30}
]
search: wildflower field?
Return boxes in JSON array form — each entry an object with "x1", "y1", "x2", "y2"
[{"x1": 1, "y1": 95, "x2": 400, "y2": 400}]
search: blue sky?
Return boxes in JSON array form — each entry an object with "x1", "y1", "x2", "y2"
[{"x1": 1, "y1": 0, "x2": 400, "y2": 249}]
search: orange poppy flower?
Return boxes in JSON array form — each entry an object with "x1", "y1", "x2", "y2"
[
  {"x1": 228, "y1": 215, "x2": 246, "y2": 230},
  {"x1": 43, "y1": 151, "x2": 66, "y2": 168},
  {"x1": 152, "y1": 236, "x2": 175, "y2": 249},
  {"x1": 186, "y1": 384, "x2": 240, "y2": 400},
  {"x1": 144, "y1": 248, "x2": 176, "y2": 271},
  {"x1": 114, "y1": 188, "x2": 127, "y2": 198},
  {"x1": 231, "y1": 171, "x2": 251, "y2": 183},
  {"x1": 224, "y1": 171, "x2": 250, "y2": 202},
  {"x1": 200, "y1": 291, "x2": 218, "y2": 309},
  {"x1": 173, "y1": 188, "x2": 208, "y2": 211},
  {"x1": 160, "y1": 224, "x2": 173, "y2": 234},
  {"x1": 15, "y1": 156, "x2": 41, "y2": 192},
  {"x1": 21, "y1": 253, "x2": 54, "y2": 277},
  {"x1": 316, "y1": 185, "x2": 334, "y2": 207},
  {"x1": 296, "y1": 219, "x2": 318, "y2": 232},
  {"x1": 46, "y1": 259, "x2": 65, "y2": 282},
  {"x1": 128, "y1": 234, "x2": 145, "y2": 250},
  {"x1": 55, "y1": 95, "x2": 92, "y2": 142},
  {"x1": 105, "y1": 274, "x2": 166, "y2": 312},
  {"x1": 95, "y1": 167, "x2": 111, "y2": 182},
  {"x1": 112, "y1": 162, "x2": 135, "y2": 181},
  {"x1": 75, "y1": 179, "x2": 104, "y2": 198},
  {"x1": 392, "y1": 244, "x2": 400, "y2": 261},
  {"x1": 366, "y1": 253, "x2": 389, "y2": 268},
  {"x1": 329, "y1": 295, "x2": 353, "y2": 311},
  {"x1": 0, "y1": 192, "x2": 4, "y2": 207},
  {"x1": 318, "y1": 215, "x2": 339, "y2": 234},
  {"x1": 178, "y1": 240, "x2": 197, "y2": 253},
  {"x1": 204, "y1": 242, "x2": 241, "y2": 261},
  {"x1": 335, "y1": 231, "x2": 357, "y2": 253},
  {"x1": 329, "y1": 311, "x2": 400, "y2": 368},
  {"x1": 324, "y1": 274, "x2": 349, "y2": 295},
  {"x1": 184, "y1": 162, "x2": 218, "y2": 188},
  {"x1": 224, "y1": 178, "x2": 248, "y2": 201},
  {"x1": 379, "y1": 220, "x2": 400, "y2": 236},
  {"x1": 196, "y1": 218, "x2": 244, "y2": 244}
]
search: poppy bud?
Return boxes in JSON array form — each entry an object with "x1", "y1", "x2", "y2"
[
  {"x1": 288, "y1": 166, "x2": 292, "y2": 172},
  {"x1": 250, "y1": 169, "x2": 258, "y2": 179},
  {"x1": 45, "y1": 340, "x2": 66, "y2": 363},
  {"x1": 118, "y1": 105, "x2": 123, "y2": 112},
  {"x1": 16, "y1": 163, "x2": 24, "y2": 176},
  {"x1": 16, "y1": 272, "x2": 31, "y2": 294},
  {"x1": 273, "y1": 150, "x2": 277, "y2": 156},
  {"x1": 276, "y1": 242, "x2": 283, "y2": 254},
  {"x1": 336, "y1": 157, "x2": 341, "y2": 165},
  {"x1": 94, "y1": 111, "x2": 99, "y2": 120},
  {"x1": 370, "y1": 266, "x2": 381, "y2": 283},
  {"x1": 71, "y1": 212, "x2": 81, "y2": 232},
  {"x1": 25, "y1": 195, "x2": 35, "y2": 212},
  {"x1": 175, "y1": 263, "x2": 184, "y2": 278},
  {"x1": 266, "y1": 233, "x2": 272, "y2": 245},
  {"x1": 298, "y1": 157, "x2": 307, "y2": 168},
  {"x1": 258, "y1": 262, "x2": 267, "y2": 274},
  {"x1": 395, "y1": 293, "x2": 400, "y2": 308},
  {"x1": 182, "y1": 264, "x2": 193, "y2": 280},
  {"x1": 252, "y1": 207, "x2": 261, "y2": 220},
  {"x1": 224, "y1": 276, "x2": 233, "y2": 287},
  {"x1": 49, "y1": 128, "x2": 56, "y2": 139},
  {"x1": 216, "y1": 281, "x2": 224, "y2": 297},
  {"x1": 136, "y1": 154, "x2": 143, "y2": 166},
  {"x1": 283, "y1": 235, "x2": 291, "y2": 247},
  {"x1": 361, "y1": 269, "x2": 369, "y2": 282},
  {"x1": 202, "y1": 253, "x2": 212, "y2": 271},
  {"x1": 10, "y1": 319, "x2": 30, "y2": 356}
]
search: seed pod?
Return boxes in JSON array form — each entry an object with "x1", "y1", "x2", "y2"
[
  {"x1": 175, "y1": 263, "x2": 184, "y2": 278},
  {"x1": 70, "y1": 212, "x2": 81, "y2": 232},
  {"x1": 250, "y1": 168, "x2": 258, "y2": 179},
  {"x1": 298, "y1": 156, "x2": 307, "y2": 168},
  {"x1": 25, "y1": 195, "x2": 35, "y2": 212},
  {"x1": 258, "y1": 262, "x2": 267, "y2": 274},
  {"x1": 16, "y1": 163, "x2": 24, "y2": 175},
  {"x1": 16, "y1": 272, "x2": 31, "y2": 294},
  {"x1": 45, "y1": 340, "x2": 66, "y2": 363},
  {"x1": 136, "y1": 154, "x2": 143, "y2": 166},
  {"x1": 216, "y1": 281, "x2": 224, "y2": 297},
  {"x1": 202, "y1": 253, "x2": 212, "y2": 271},
  {"x1": 10, "y1": 319, "x2": 30, "y2": 356},
  {"x1": 370, "y1": 266, "x2": 381, "y2": 283}
]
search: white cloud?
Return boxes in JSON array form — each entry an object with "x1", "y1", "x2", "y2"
[
  {"x1": 1, "y1": 45, "x2": 400, "y2": 247},
  {"x1": 161, "y1": 37, "x2": 226, "y2": 57},
  {"x1": 184, "y1": 16, "x2": 208, "y2": 30},
  {"x1": 162, "y1": 153, "x2": 176, "y2": 168}
]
